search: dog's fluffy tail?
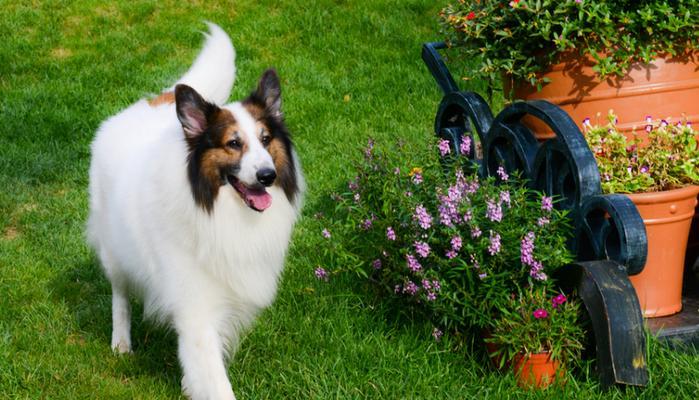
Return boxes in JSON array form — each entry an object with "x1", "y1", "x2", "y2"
[{"x1": 173, "y1": 22, "x2": 236, "y2": 105}]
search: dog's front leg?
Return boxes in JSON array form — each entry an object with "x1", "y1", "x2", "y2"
[{"x1": 176, "y1": 319, "x2": 236, "y2": 400}]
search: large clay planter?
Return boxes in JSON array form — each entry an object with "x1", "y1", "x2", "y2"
[
  {"x1": 504, "y1": 51, "x2": 699, "y2": 139},
  {"x1": 513, "y1": 352, "x2": 562, "y2": 389},
  {"x1": 627, "y1": 185, "x2": 699, "y2": 318}
]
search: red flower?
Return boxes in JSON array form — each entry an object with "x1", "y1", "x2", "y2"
[{"x1": 466, "y1": 11, "x2": 476, "y2": 20}]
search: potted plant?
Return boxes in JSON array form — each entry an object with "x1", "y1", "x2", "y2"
[
  {"x1": 312, "y1": 136, "x2": 585, "y2": 385},
  {"x1": 584, "y1": 113, "x2": 699, "y2": 317},
  {"x1": 488, "y1": 287, "x2": 584, "y2": 388},
  {"x1": 440, "y1": 0, "x2": 699, "y2": 136}
]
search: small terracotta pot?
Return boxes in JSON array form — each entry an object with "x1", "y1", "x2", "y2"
[
  {"x1": 627, "y1": 185, "x2": 699, "y2": 317},
  {"x1": 504, "y1": 51, "x2": 699, "y2": 139},
  {"x1": 513, "y1": 352, "x2": 562, "y2": 389}
]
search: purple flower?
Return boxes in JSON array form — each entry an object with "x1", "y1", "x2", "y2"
[
  {"x1": 478, "y1": 272, "x2": 487, "y2": 280},
  {"x1": 463, "y1": 210, "x2": 473, "y2": 223},
  {"x1": 372, "y1": 259, "x2": 382, "y2": 270},
  {"x1": 412, "y1": 173, "x2": 423, "y2": 185},
  {"x1": 364, "y1": 138, "x2": 374, "y2": 159},
  {"x1": 537, "y1": 217, "x2": 550, "y2": 227},
  {"x1": 529, "y1": 260, "x2": 547, "y2": 281},
  {"x1": 403, "y1": 280, "x2": 419, "y2": 295},
  {"x1": 582, "y1": 117, "x2": 591, "y2": 130},
  {"x1": 496, "y1": 166, "x2": 509, "y2": 181},
  {"x1": 421, "y1": 279, "x2": 432, "y2": 290},
  {"x1": 487, "y1": 231, "x2": 501, "y2": 255},
  {"x1": 438, "y1": 138, "x2": 451, "y2": 156},
  {"x1": 438, "y1": 195, "x2": 459, "y2": 227},
  {"x1": 432, "y1": 327, "x2": 443, "y2": 341},
  {"x1": 353, "y1": 193, "x2": 361, "y2": 203},
  {"x1": 394, "y1": 285, "x2": 401, "y2": 294},
  {"x1": 520, "y1": 231, "x2": 536, "y2": 266},
  {"x1": 470, "y1": 254, "x2": 480, "y2": 269},
  {"x1": 414, "y1": 241, "x2": 431, "y2": 258},
  {"x1": 471, "y1": 226, "x2": 482, "y2": 239},
  {"x1": 393, "y1": 167, "x2": 401, "y2": 175},
  {"x1": 445, "y1": 250, "x2": 457, "y2": 259},
  {"x1": 321, "y1": 228, "x2": 331, "y2": 239},
  {"x1": 314, "y1": 267, "x2": 329, "y2": 281},
  {"x1": 348, "y1": 177, "x2": 359, "y2": 191},
  {"x1": 640, "y1": 165, "x2": 649, "y2": 174},
  {"x1": 450, "y1": 235, "x2": 462, "y2": 252},
  {"x1": 541, "y1": 196, "x2": 553, "y2": 212},
  {"x1": 406, "y1": 254, "x2": 422, "y2": 272},
  {"x1": 426, "y1": 291, "x2": 437, "y2": 301},
  {"x1": 499, "y1": 190, "x2": 511, "y2": 207},
  {"x1": 386, "y1": 227, "x2": 396, "y2": 241},
  {"x1": 486, "y1": 199, "x2": 503, "y2": 222},
  {"x1": 361, "y1": 218, "x2": 373, "y2": 230},
  {"x1": 413, "y1": 204, "x2": 433, "y2": 230},
  {"x1": 533, "y1": 309, "x2": 548, "y2": 319},
  {"x1": 405, "y1": 191, "x2": 413, "y2": 197},
  {"x1": 660, "y1": 119, "x2": 668, "y2": 128},
  {"x1": 432, "y1": 280, "x2": 441, "y2": 291},
  {"x1": 460, "y1": 135, "x2": 472, "y2": 155}
]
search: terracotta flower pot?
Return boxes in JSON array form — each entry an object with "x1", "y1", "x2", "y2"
[
  {"x1": 504, "y1": 51, "x2": 699, "y2": 139},
  {"x1": 513, "y1": 352, "x2": 562, "y2": 389},
  {"x1": 627, "y1": 185, "x2": 699, "y2": 318}
]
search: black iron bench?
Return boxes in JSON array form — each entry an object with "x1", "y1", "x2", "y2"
[{"x1": 422, "y1": 42, "x2": 649, "y2": 387}]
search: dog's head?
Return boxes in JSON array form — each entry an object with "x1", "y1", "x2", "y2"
[{"x1": 175, "y1": 69, "x2": 298, "y2": 213}]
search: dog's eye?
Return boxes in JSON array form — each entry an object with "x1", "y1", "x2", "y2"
[
  {"x1": 226, "y1": 139, "x2": 241, "y2": 149},
  {"x1": 261, "y1": 135, "x2": 271, "y2": 146}
]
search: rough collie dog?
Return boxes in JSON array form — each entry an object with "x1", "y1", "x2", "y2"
[{"x1": 87, "y1": 23, "x2": 303, "y2": 400}]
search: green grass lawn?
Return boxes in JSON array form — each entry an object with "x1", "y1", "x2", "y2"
[{"x1": 2, "y1": 0, "x2": 699, "y2": 398}]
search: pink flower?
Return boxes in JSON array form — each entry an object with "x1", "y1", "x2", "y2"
[
  {"x1": 386, "y1": 227, "x2": 396, "y2": 241},
  {"x1": 533, "y1": 309, "x2": 548, "y2": 319},
  {"x1": 552, "y1": 294, "x2": 567, "y2": 308},
  {"x1": 321, "y1": 228, "x2": 331, "y2": 239}
]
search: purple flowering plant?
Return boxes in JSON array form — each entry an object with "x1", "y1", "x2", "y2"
[
  {"x1": 488, "y1": 286, "x2": 584, "y2": 368},
  {"x1": 313, "y1": 137, "x2": 579, "y2": 347},
  {"x1": 585, "y1": 112, "x2": 699, "y2": 193}
]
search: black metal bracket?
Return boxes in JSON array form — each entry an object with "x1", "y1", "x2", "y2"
[{"x1": 422, "y1": 41, "x2": 649, "y2": 387}]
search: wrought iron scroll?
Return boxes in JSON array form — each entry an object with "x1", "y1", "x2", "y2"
[{"x1": 422, "y1": 42, "x2": 649, "y2": 387}]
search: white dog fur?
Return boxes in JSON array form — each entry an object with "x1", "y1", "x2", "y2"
[{"x1": 87, "y1": 23, "x2": 304, "y2": 400}]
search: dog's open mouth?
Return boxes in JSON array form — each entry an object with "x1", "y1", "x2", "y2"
[{"x1": 227, "y1": 176, "x2": 272, "y2": 212}]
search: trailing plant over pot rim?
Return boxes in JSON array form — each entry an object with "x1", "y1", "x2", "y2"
[
  {"x1": 440, "y1": 0, "x2": 699, "y2": 91},
  {"x1": 583, "y1": 113, "x2": 699, "y2": 194}
]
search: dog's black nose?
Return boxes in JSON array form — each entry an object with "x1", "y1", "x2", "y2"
[{"x1": 257, "y1": 168, "x2": 276, "y2": 187}]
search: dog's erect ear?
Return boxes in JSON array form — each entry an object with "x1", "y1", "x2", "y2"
[
  {"x1": 254, "y1": 69, "x2": 282, "y2": 117},
  {"x1": 175, "y1": 84, "x2": 217, "y2": 138}
]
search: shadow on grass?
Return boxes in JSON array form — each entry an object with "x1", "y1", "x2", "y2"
[{"x1": 49, "y1": 256, "x2": 182, "y2": 388}]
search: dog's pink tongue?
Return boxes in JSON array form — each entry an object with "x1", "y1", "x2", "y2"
[{"x1": 245, "y1": 188, "x2": 272, "y2": 211}]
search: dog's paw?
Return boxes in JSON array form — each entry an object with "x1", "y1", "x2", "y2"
[
  {"x1": 111, "y1": 338, "x2": 132, "y2": 354},
  {"x1": 181, "y1": 376, "x2": 237, "y2": 400}
]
